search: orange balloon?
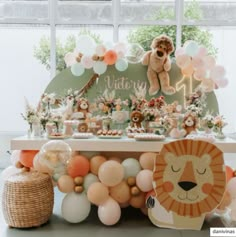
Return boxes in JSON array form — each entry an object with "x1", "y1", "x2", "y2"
[
  {"x1": 20, "y1": 150, "x2": 39, "y2": 168},
  {"x1": 90, "y1": 155, "x2": 107, "y2": 175},
  {"x1": 104, "y1": 50, "x2": 118, "y2": 65},
  {"x1": 67, "y1": 155, "x2": 90, "y2": 178},
  {"x1": 226, "y1": 165, "x2": 234, "y2": 182}
]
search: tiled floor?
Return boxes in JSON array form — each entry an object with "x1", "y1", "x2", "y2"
[{"x1": 0, "y1": 169, "x2": 225, "y2": 237}]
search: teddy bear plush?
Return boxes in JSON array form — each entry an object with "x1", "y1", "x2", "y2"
[
  {"x1": 182, "y1": 113, "x2": 198, "y2": 137},
  {"x1": 76, "y1": 98, "x2": 89, "y2": 118},
  {"x1": 130, "y1": 111, "x2": 144, "y2": 128},
  {"x1": 142, "y1": 35, "x2": 175, "y2": 96}
]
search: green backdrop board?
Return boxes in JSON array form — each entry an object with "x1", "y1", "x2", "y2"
[{"x1": 45, "y1": 62, "x2": 219, "y2": 113}]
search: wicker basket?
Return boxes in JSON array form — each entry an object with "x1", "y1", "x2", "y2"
[{"x1": 2, "y1": 171, "x2": 54, "y2": 228}]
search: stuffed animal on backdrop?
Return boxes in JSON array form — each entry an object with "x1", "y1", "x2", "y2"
[
  {"x1": 130, "y1": 111, "x2": 144, "y2": 128},
  {"x1": 76, "y1": 98, "x2": 90, "y2": 119},
  {"x1": 142, "y1": 35, "x2": 175, "y2": 96},
  {"x1": 182, "y1": 113, "x2": 198, "y2": 136}
]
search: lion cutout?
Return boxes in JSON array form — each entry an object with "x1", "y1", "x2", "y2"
[{"x1": 147, "y1": 139, "x2": 226, "y2": 230}]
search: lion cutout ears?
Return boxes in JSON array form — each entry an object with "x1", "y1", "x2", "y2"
[
  {"x1": 142, "y1": 35, "x2": 175, "y2": 96},
  {"x1": 147, "y1": 139, "x2": 226, "y2": 230}
]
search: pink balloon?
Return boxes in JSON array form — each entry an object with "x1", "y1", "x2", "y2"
[
  {"x1": 175, "y1": 47, "x2": 185, "y2": 58},
  {"x1": 230, "y1": 199, "x2": 236, "y2": 221},
  {"x1": 176, "y1": 54, "x2": 191, "y2": 69},
  {"x1": 196, "y1": 46, "x2": 208, "y2": 57},
  {"x1": 114, "y1": 42, "x2": 126, "y2": 55},
  {"x1": 204, "y1": 55, "x2": 216, "y2": 70},
  {"x1": 210, "y1": 65, "x2": 226, "y2": 81},
  {"x1": 136, "y1": 169, "x2": 153, "y2": 192},
  {"x1": 193, "y1": 68, "x2": 207, "y2": 80},
  {"x1": 81, "y1": 55, "x2": 94, "y2": 69},
  {"x1": 192, "y1": 56, "x2": 205, "y2": 70},
  {"x1": 98, "y1": 197, "x2": 121, "y2": 225},
  {"x1": 64, "y1": 52, "x2": 77, "y2": 67},
  {"x1": 227, "y1": 177, "x2": 236, "y2": 198},
  {"x1": 95, "y1": 44, "x2": 107, "y2": 57},
  {"x1": 215, "y1": 78, "x2": 229, "y2": 88},
  {"x1": 200, "y1": 78, "x2": 215, "y2": 92}
]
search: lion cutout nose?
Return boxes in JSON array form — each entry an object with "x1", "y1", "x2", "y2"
[
  {"x1": 157, "y1": 51, "x2": 163, "y2": 57},
  {"x1": 178, "y1": 161, "x2": 197, "y2": 191},
  {"x1": 178, "y1": 181, "x2": 197, "y2": 191}
]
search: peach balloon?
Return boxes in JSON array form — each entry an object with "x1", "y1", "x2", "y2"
[
  {"x1": 129, "y1": 192, "x2": 145, "y2": 208},
  {"x1": 136, "y1": 170, "x2": 153, "y2": 192},
  {"x1": 110, "y1": 180, "x2": 131, "y2": 203},
  {"x1": 90, "y1": 155, "x2": 107, "y2": 175},
  {"x1": 58, "y1": 175, "x2": 75, "y2": 193},
  {"x1": 104, "y1": 50, "x2": 118, "y2": 65},
  {"x1": 20, "y1": 150, "x2": 39, "y2": 168},
  {"x1": 139, "y1": 152, "x2": 156, "y2": 170},
  {"x1": 98, "y1": 197, "x2": 121, "y2": 225},
  {"x1": 67, "y1": 155, "x2": 90, "y2": 178},
  {"x1": 181, "y1": 63, "x2": 194, "y2": 77},
  {"x1": 226, "y1": 165, "x2": 234, "y2": 182},
  {"x1": 98, "y1": 160, "x2": 124, "y2": 187},
  {"x1": 87, "y1": 182, "x2": 109, "y2": 205},
  {"x1": 176, "y1": 54, "x2": 191, "y2": 69}
]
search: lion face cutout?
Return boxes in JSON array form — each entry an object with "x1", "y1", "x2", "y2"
[{"x1": 153, "y1": 139, "x2": 226, "y2": 218}]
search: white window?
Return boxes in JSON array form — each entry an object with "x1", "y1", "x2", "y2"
[{"x1": 0, "y1": 0, "x2": 236, "y2": 132}]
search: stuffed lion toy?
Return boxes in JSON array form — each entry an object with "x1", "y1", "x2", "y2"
[{"x1": 142, "y1": 35, "x2": 175, "y2": 96}]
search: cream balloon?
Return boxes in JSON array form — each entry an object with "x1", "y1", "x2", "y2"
[
  {"x1": 98, "y1": 160, "x2": 124, "y2": 187},
  {"x1": 61, "y1": 192, "x2": 91, "y2": 223}
]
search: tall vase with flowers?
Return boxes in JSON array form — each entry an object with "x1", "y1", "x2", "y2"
[{"x1": 213, "y1": 115, "x2": 227, "y2": 139}]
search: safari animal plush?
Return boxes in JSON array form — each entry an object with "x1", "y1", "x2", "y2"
[
  {"x1": 182, "y1": 113, "x2": 198, "y2": 136},
  {"x1": 130, "y1": 111, "x2": 144, "y2": 128},
  {"x1": 142, "y1": 35, "x2": 175, "y2": 96},
  {"x1": 147, "y1": 139, "x2": 226, "y2": 230},
  {"x1": 76, "y1": 98, "x2": 89, "y2": 118}
]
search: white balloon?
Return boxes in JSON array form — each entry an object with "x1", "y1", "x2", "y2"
[
  {"x1": 122, "y1": 158, "x2": 141, "y2": 179},
  {"x1": 61, "y1": 192, "x2": 91, "y2": 223},
  {"x1": 77, "y1": 35, "x2": 96, "y2": 56},
  {"x1": 83, "y1": 173, "x2": 99, "y2": 192},
  {"x1": 1, "y1": 166, "x2": 21, "y2": 181},
  {"x1": 10, "y1": 150, "x2": 21, "y2": 166}
]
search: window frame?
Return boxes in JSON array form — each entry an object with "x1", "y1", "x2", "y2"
[{"x1": 1, "y1": 0, "x2": 236, "y2": 79}]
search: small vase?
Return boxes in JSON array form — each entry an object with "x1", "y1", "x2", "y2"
[
  {"x1": 102, "y1": 116, "x2": 112, "y2": 130},
  {"x1": 215, "y1": 127, "x2": 225, "y2": 139}
]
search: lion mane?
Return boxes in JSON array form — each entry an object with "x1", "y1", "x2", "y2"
[{"x1": 153, "y1": 139, "x2": 226, "y2": 218}]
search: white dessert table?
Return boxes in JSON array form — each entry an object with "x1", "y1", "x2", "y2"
[{"x1": 10, "y1": 136, "x2": 236, "y2": 153}]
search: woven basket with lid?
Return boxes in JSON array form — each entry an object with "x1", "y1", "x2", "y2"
[{"x1": 2, "y1": 170, "x2": 54, "y2": 228}]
